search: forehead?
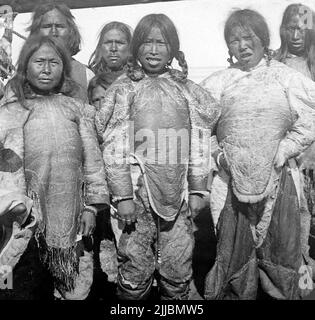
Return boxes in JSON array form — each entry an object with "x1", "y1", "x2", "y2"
[
  {"x1": 30, "y1": 43, "x2": 61, "y2": 60},
  {"x1": 228, "y1": 25, "x2": 255, "y2": 38},
  {"x1": 103, "y1": 29, "x2": 128, "y2": 41},
  {"x1": 146, "y1": 26, "x2": 165, "y2": 39},
  {"x1": 286, "y1": 14, "x2": 305, "y2": 26},
  {"x1": 41, "y1": 8, "x2": 68, "y2": 25}
]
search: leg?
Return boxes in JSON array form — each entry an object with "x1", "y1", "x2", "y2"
[
  {"x1": 158, "y1": 202, "x2": 194, "y2": 300},
  {"x1": 204, "y1": 186, "x2": 258, "y2": 300},
  {"x1": 258, "y1": 166, "x2": 303, "y2": 300},
  {"x1": 116, "y1": 201, "x2": 156, "y2": 300}
]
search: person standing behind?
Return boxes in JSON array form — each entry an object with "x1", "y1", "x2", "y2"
[
  {"x1": 87, "y1": 21, "x2": 132, "y2": 110},
  {"x1": 87, "y1": 22, "x2": 132, "y2": 294},
  {"x1": 27, "y1": 0, "x2": 94, "y2": 102},
  {"x1": 275, "y1": 3, "x2": 315, "y2": 279}
]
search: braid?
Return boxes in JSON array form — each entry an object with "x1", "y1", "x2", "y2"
[
  {"x1": 127, "y1": 55, "x2": 145, "y2": 81},
  {"x1": 227, "y1": 51, "x2": 234, "y2": 66},
  {"x1": 264, "y1": 47, "x2": 273, "y2": 67},
  {"x1": 169, "y1": 50, "x2": 188, "y2": 83},
  {"x1": 176, "y1": 51, "x2": 188, "y2": 79}
]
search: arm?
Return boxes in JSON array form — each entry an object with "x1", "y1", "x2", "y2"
[
  {"x1": 95, "y1": 81, "x2": 136, "y2": 224},
  {"x1": 79, "y1": 102, "x2": 110, "y2": 235},
  {"x1": 275, "y1": 73, "x2": 315, "y2": 168},
  {"x1": 185, "y1": 81, "x2": 221, "y2": 215}
]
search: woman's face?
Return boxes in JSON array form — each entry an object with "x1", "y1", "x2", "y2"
[
  {"x1": 138, "y1": 26, "x2": 171, "y2": 76},
  {"x1": 285, "y1": 14, "x2": 306, "y2": 56},
  {"x1": 91, "y1": 85, "x2": 107, "y2": 110},
  {"x1": 26, "y1": 43, "x2": 63, "y2": 93},
  {"x1": 39, "y1": 9, "x2": 70, "y2": 48},
  {"x1": 101, "y1": 28, "x2": 129, "y2": 71},
  {"x1": 228, "y1": 26, "x2": 265, "y2": 69}
]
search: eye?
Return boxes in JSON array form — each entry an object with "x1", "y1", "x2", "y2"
[
  {"x1": 157, "y1": 40, "x2": 167, "y2": 46},
  {"x1": 41, "y1": 24, "x2": 51, "y2": 29},
  {"x1": 229, "y1": 39, "x2": 238, "y2": 46}
]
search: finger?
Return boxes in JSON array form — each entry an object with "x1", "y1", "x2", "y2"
[
  {"x1": 79, "y1": 221, "x2": 85, "y2": 235},
  {"x1": 130, "y1": 214, "x2": 137, "y2": 223},
  {"x1": 125, "y1": 218, "x2": 132, "y2": 226}
]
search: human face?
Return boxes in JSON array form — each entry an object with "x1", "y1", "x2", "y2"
[
  {"x1": 39, "y1": 9, "x2": 69, "y2": 46},
  {"x1": 102, "y1": 29, "x2": 129, "y2": 71},
  {"x1": 285, "y1": 15, "x2": 306, "y2": 56},
  {"x1": 228, "y1": 26, "x2": 265, "y2": 69},
  {"x1": 91, "y1": 85, "x2": 107, "y2": 110},
  {"x1": 26, "y1": 44, "x2": 63, "y2": 94},
  {"x1": 138, "y1": 27, "x2": 171, "y2": 76}
]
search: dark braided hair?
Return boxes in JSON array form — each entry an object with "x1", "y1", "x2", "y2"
[{"x1": 128, "y1": 13, "x2": 188, "y2": 82}]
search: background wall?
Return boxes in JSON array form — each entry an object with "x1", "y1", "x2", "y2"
[{"x1": 10, "y1": 0, "x2": 315, "y2": 83}]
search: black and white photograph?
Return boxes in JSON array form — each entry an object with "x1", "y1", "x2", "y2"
[{"x1": 0, "y1": 0, "x2": 315, "y2": 313}]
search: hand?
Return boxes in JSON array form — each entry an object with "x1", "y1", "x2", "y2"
[
  {"x1": 274, "y1": 152, "x2": 286, "y2": 170},
  {"x1": 189, "y1": 194, "x2": 208, "y2": 219},
  {"x1": 212, "y1": 150, "x2": 229, "y2": 173},
  {"x1": 117, "y1": 199, "x2": 136, "y2": 225},
  {"x1": 79, "y1": 210, "x2": 96, "y2": 237},
  {"x1": 3, "y1": 203, "x2": 28, "y2": 227}
]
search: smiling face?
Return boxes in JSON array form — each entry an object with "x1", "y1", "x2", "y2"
[
  {"x1": 26, "y1": 43, "x2": 63, "y2": 93},
  {"x1": 285, "y1": 14, "x2": 306, "y2": 56},
  {"x1": 102, "y1": 28, "x2": 129, "y2": 71},
  {"x1": 228, "y1": 26, "x2": 265, "y2": 69},
  {"x1": 138, "y1": 26, "x2": 171, "y2": 76}
]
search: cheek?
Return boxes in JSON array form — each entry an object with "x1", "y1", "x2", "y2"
[
  {"x1": 228, "y1": 45, "x2": 238, "y2": 56},
  {"x1": 26, "y1": 65, "x2": 37, "y2": 83},
  {"x1": 52, "y1": 66, "x2": 63, "y2": 84},
  {"x1": 39, "y1": 28, "x2": 50, "y2": 36},
  {"x1": 101, "y1": 45, "x2": 110, "y2": 56}
]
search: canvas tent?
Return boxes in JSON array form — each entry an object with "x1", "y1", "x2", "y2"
[{"x1": 0, "y1": 0, "x2": 183, "y2": 13}]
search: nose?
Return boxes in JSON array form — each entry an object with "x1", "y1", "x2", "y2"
[
  {"x1": 110, "y1": 41, "x2": 117, "y2": 52},
  {"x1": 239, "y1": 39, "x2": 247, "y2": 51},
  {"x1": 49, "y1": 24, "x2": 58, "y2": 37},
  {"x1": 292, "y1": 29, "x2": 299, "y2": 40},
  {"x1": 42, "y1": 61, "x2": 51, "y2": 74},
  {"x1": 150, "y1": 42, "x2": 158, "y2": 54}
]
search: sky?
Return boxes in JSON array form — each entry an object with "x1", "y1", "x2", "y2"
[{"x1": 9, "y1": 0, "x2": 315, "y2": 83}]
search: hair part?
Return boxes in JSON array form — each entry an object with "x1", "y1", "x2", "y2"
[
  {"x1": 7, "y1": 34, "x2": 76, "y2": 106},
  {"x1": 27, "y1": 0, "x2": 81, "y2": 56},
  {"x1": 88, "y1": 21, "x2": 132, "y2": 75},
  {"x1": 127, "y1": 13, "x2": 188, "y2": 82}
]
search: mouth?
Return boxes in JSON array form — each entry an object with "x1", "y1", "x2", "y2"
[
  {"x1": 146, "y1": 57, "x2": 161, "y2": 67},
  {"x1": 38, "y1": 78, "x2": 52, "y2": 83},
  {"x1": 291, "y1": 42, "x2": 303, "y2": 47},
  {"x1": 109, "y1": 56, "x2": 119, "y2": 62},
  {"x1": 240, "y1": 52, "x2": 252, "y2": 60}
]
